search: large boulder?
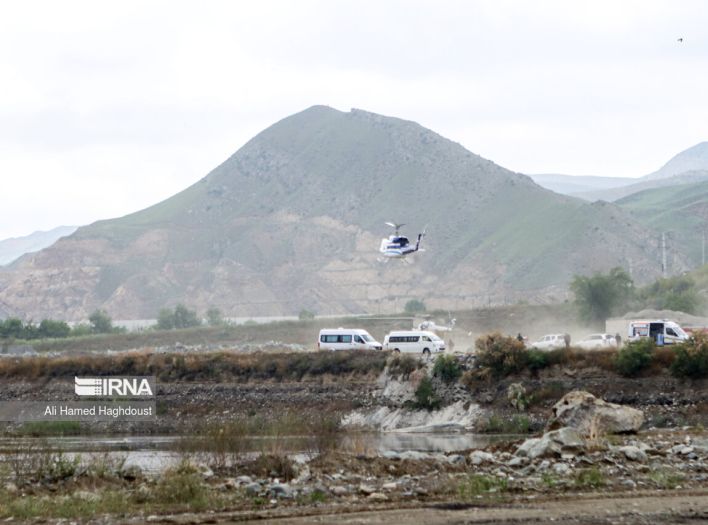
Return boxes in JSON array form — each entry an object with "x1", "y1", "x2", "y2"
[{"x1": 547, "y1": 391, "x2": 643, "y2": 437}]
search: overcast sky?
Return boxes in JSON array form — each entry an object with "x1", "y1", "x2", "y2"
[{"x1": 0, "y1": 0, "x2": 706, "y2": 239}]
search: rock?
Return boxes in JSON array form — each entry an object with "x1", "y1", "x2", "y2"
[
  {"x1": 368, "y1": 492, "x2": 389, "y2": 501},
  {"x1": 331, "y1": 486, "x2": 349, "y2": 496},
  {"x1": 507, "y1": 456, "x2": 529, "y2": 468},
  {"x1": 515, "y1": 427, "x2": 585, "y2": 459},
  {"x1": 669, "y1": 444, "x2": 694, "y2": 455},
  {"x1": 382, "y1": 481, "x2": 397, "y2": 491},
  {"x1": 446, "y1": 454, "x2": 466, "y2": 465},
  {"x1": 552, "y1": 463, "x2": 571, "y2": 476},
  {"x1": 358, "y1": 483, "x2": 376, "y2": 495},
  {"x1": 469, "y1": 450, "x2": 496, "y2": 465},
  {"x1": 267, "y1": 483, "x2": 293, "y2": 499},
  {"x1": 547, "y1": 391, "x2": 644, "y2": 437},
  {"x1": 619, "y1": 445, "x2": 647, "y2": 462},
  {"x1": 383, "y1": 450, "x2": 432, "y2": 461},
  {"x1": 3, "y1": 482, "x2": 18, "y2": 494},
  {"x1": 244, "y1": 482, "x2": 262, "y2": 495},
  {"x1": 120, "y1": 465, "x2": 143, "y2": 481},
  {"x1": 622, "y1": 479, "x2": 637, "y2": 489},
  {"x1": 222, "y1": 478, "x2": 239, "y2": 490},
  {"x1": 235, "y1": 475, "x2": 253, "y2": 485}
]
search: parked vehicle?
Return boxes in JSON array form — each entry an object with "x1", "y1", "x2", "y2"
[
  {"x1": 576, "y1": 333, "x2": 618, "y2": 350},
  {"x1": 626, "y1": 320, "x2": 689, "y2": 346},
  {"x1": 383, "y1": 330, "x2": 445, "y2": 355},
  {"x1": 530, "y1": 334, "x2": 567, "y2": 351},
  {"x1": 318, "y1": 328, "x2": 382, "y2": 351}
]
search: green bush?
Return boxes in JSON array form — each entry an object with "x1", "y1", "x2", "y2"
[
  {"x1": 670, "y1": 333, "x2": 708, "y2": 379},
  {"x1": 526, "y1": 349, "x2": 550, "y2": 371},
  {"x1": 475, "y1": 332, "x2": 528, "y2": 377},
  {"x1": 615, "y1": 339, "x2": 654, "y2": 377},
  {"x1": 432, "y1": 355, "x2": 462, "y2": 383},
  {"x1": 413, "y1": 376, "x2": 441, "y2": 410}
]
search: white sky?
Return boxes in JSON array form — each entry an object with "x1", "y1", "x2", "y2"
[{"x1": 0, "y1": 0, "x2": 706, "y2": 239}]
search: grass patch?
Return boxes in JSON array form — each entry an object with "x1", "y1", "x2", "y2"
[
  {"x1": 648, "y1": 468, "x2": 685, "y2": 489},
  {"x1": 477, "y1": 414, "x2": 532, "y2": 434},
  {"x1": 574, "y1": 467, "x2": 605, "y2": 489},
  {"x1": 458, "y1": 474, "x2": 509, "y2": 499}
]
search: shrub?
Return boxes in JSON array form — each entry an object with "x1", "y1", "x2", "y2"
[
  {"x1": 615, "y1": 339, "x2": 654, "y2": 377},
  {"x1": 475, "y1": 332, "x2": 528, "y2": 377},
  {"x1": 432, "y1": 355, "x2": 462, "y2": 383},
  {"x1": 298, "y1": 309, "x2": 316, "y2": 320},
  {"x1": 413, "y1": 376, "x2": 441, "y2": 410},
  {"x1": 89, "y1": 309, "x2": 113, "y2": 334},
  {"x1": 574, "y1": 467, "x2": 605, "y2": 488},
  {"x1": 250, "y1": 454, "x2": 296, "y2": 481},
  {"x1": 387, "y1": 354, "x2": 420, "y2": 378},
  {"x1": 526, "y1": 349, "x2": 550, "y2": 371},
  {"x1": 154, "y1": 461, "x2": 206, "y2": 507},
  {"x1": 404, "y1": 299, "x2": 426, "y2": 314},
  {"x1": 671, "y1": 333, "x2": 708, "y2": 379}
]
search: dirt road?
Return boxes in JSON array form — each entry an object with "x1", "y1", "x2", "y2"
[{"x1": 228, "y1": 491, "x2": 708, "y2": 524}]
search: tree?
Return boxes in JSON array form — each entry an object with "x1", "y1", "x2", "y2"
[
  {"x1": 570, "y1": 267, "x2": 633, "y2": 325},
  {"x1": 38, "y1": 319, "x2": 71, "y2": 338},
  {"x1": 173, "y1": 304, "x2": 200, "y2": 328},
  {"x1": 298, "y1": 309, "x2": 315, "y2": 321},
  {"x1": 206, "y1": 307, "x2": 224, "y2": 326},
  {"x1": 636, "y1": 275, "x2": 700, "y2": 314},
  {"x1": 157, "y1": 308, "x2": 175, "y2": 330},
  {"x1": 89, "y1": 309, "x2": 113, "y2": 334},
  {"x1": 0, "y1": 318, "x2": 25, "y2": 339},
  {"x1": 404, "y1": 299, "x2": 426, "y2": 314},
  {"x1": 157, "y1": 304, "x2": 201, "y2": 330}
]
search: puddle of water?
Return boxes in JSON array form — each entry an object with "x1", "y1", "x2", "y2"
[{"x1": 0, "y1": 432, "x2": 519, "y2": 475}]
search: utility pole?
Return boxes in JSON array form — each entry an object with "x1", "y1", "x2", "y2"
[
  {"x1": 703, "y1": 230, "x2": 706, "y2": 267},
  {"x1": 661, "y1": 232, "x2": 667, "y2": 278}
]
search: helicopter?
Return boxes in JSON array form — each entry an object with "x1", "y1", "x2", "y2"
[{"x1": 378, "y1": 222, "x2": 425, "y2": 260}]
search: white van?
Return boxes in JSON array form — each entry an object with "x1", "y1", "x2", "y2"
[
  {"x1": 627, "y1": 320, "x2": 689, "y2": 345},
  {"x1": 383, "y1": 330, "x2": 445, "y2": 355},
  {"x1": 318, "y1": 328, "x2": 382, "y2": 351}
]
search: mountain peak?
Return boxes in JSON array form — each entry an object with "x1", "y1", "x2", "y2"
[{"x1": 645, "y1": 141, "x2": 708, "y2": 180}]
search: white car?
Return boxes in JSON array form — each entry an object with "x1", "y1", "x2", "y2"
[
  {"x1": 530, "y1": 334, "x2": 567, "y2": 351},
  {"x1": 576, "y1": 333, "x2": 617, "y2": 350}
]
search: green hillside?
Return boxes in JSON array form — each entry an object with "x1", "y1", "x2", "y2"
[
  {"x1": 617, "y1": 180, "x2": 708, "y2": 267},
  {"x1": 0, "y1": 106, "x2": 680, "y2": 319}
]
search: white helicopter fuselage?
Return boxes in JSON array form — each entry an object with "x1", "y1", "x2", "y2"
[{"x1": 379, "y1": 235, "x2": 420, "y2": 258}]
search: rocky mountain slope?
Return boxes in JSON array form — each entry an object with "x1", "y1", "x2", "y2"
[
  {"x1": 0, "y1": 106, "x2": 682, "y2": 320},
  {"x1": 618, "y1": 179, "x2": 708, "y2": 268}
]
